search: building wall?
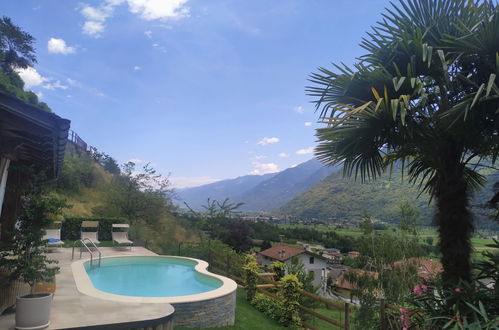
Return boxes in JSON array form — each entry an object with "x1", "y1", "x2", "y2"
[{"x1": 258, "y1": 252, "x2": 328, "y2": 287}]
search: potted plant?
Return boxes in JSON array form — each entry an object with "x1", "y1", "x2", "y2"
[{"x1": 0, "y1": 187, "x2": 66, "y2": 329}]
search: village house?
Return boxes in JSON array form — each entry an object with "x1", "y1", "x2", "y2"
[
  {"x1": 322, "y1": 250, "x2": 342, "y2": 265},
  {"x1": 257, "y1": 244, "x2": 329, "y2": 287},
  {"x1": 347, "y1": 251, "x2": 360, "y2": 259},
  {"x1": 392, "y1": 258, "x2": 443, "y2": 279}
]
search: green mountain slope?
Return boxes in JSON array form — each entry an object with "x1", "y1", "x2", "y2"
[
  {"x1": 280, "y1": 164, "x2": 499, "y2": 229},
  {"x1": 177, "y1": 159, "x2": 341, "y2": 211}
]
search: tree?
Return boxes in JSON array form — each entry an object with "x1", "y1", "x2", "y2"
[
  {"x1": 399, "y1": 201, "x2": 420, "y2": 235},
  {"x1": 0, "y1": 168, "x2": 67, "y2": 293},
  {"x1": 101, "y1": 154, "x2": 120, "y2": 175},
  {"x1": 261, "y1": 239, "x2": 272, "y2": 251},
  {"x1": 308, "y1": 0, "x2": 499, "y2": 285},
  {"x1": 94, "y1": 162, "x2": 173, "y2": 225},
  {"x1": 360, "y1": 214, "x2": 374, "y2": 235},
  {"x1": 0, "y1": 16, "x2": 36, "y2": 73},
  {"x1": 220, "y1": 220, "x2": 253, "y2": 252}
]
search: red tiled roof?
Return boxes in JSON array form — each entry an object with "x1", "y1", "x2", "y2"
[
  {"x1": 259, "y1": 244, "x2": 305, "y2": 261},
  {"x1": 392, "y1": 258, "x2": 443, "y2": 278},
  {"x1": 333, "y1": 269, "x2": 378, "y2": 290}
]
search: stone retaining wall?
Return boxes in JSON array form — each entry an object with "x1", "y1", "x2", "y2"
[{"x1": 171, "y1": 291, "x2": 236, "y2": 328}]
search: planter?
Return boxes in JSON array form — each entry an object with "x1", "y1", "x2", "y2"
[
  {"x1": 0, "y1": 270, "x2": 30, "y2": 314},
  {"x1": 15, "y1": 292, "x2": 52, "y2": 330}
]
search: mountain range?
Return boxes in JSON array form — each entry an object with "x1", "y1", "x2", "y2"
[
  {"x1": 177, "y1": 158, "x2": 498, "y2": 229},
  {"x1": 176, "y1": 158, "x2": 340, "y2": 211}
]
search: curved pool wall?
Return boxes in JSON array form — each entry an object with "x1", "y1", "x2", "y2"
[{"x1": 72, "y1": 255, "x2": 237, "y2": 328}]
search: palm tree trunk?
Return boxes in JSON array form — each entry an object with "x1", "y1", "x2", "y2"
[{"x1": 434, "y1": 145, "x2": 473, "y2": 285}]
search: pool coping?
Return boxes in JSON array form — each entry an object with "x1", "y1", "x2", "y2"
[{"x1": 71, "y1": 255, "x2": 237, "y2": 304}]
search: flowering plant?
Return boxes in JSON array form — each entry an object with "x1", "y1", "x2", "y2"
[{"x1": 407, "y1": 276, "x2": 498, "y2": 329}]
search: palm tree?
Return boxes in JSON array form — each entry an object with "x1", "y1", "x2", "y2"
[{"x1": 308, "y1": 0, "x2": 499, "y2": 285}]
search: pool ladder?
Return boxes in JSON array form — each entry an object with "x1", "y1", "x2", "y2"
[{"x1": 72, "y1": 238, "x2": 102, "y2": 267}]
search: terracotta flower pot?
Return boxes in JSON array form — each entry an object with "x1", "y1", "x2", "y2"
[{"x1": 15, "y1": 292, "x2": 52, "y2": 330}]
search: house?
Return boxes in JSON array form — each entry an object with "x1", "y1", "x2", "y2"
[
  {"x1": 392, "y1": 258, "x2": 443, "y2": 279},
  {"x1": 0, "y1": 91, "x2": 70, "y2": 241},
  {"x1": 347, "y1": 251, "x2": 360, "y2": 258},
  {"x1": 257, "y1": 244, "x2": 329, "y2": 287},
  {"x1": 332, "y1": 268, "x2": 379, "y2": 303},
  {"x1": 323, "y1": 250, "x2": 342, "y2": 264}
]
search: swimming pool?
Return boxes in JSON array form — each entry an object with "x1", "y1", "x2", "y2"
[
  {"x1": 72, "y1": 255, "x2": 237, "y2": 327},
  {"x1": 84, "y1": 256, "x2": 222, "y2": 297}
]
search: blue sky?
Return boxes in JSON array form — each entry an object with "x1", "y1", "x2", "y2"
[{"x1": 4, "y1": 0, "x2": 391, "y2": 188}]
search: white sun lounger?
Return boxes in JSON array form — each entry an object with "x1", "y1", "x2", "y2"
[
  {"x1": 112, "y1": 224, "x2": 133, "y2": 250},
  {"x1": 81, "y1": 221, "x2": 100, "y2": 244},
  {"x1": 43, "y1": 225, "x2": 64, "y2": 248}
]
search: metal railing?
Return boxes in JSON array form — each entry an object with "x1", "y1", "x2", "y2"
[
  {"x1": 72, "y1": 238, "x2": 102, "y2": 267},
  {"x1": 68, "y1": 130, "x2": 89, "y2": 151}
]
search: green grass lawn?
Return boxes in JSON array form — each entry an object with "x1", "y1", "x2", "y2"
[
  {"x1": 178, "y1": 288, "x2": 286, "y2": 330},
  {"x1": 305, "y1": 305, "x2": 351, "y2": 329}
]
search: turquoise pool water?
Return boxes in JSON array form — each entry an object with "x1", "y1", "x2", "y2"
[{"x1": 84, "y1": 256, "x2": 222, "y2": 297}]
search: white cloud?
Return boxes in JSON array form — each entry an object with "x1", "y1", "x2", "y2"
[
  {"x1": 133, "y1": 65, "x2": 142, "y2": 70},
  {"x1": 304, "y1": 121, "x2": 312, "y2": 127},
  {"x1": 16, "y1": 67, "x2": 70, "y2": 92},
  {"x1": 144, "y1": 30, "x2": 152, "y2": 38},
  {"x1": 253, "y1": 155, "x2": 266, "y2": 160},
  {"x1": 257, "y1": 137, "x2": 280, "y2": 145},
  {"x1": 250, "y1": 162, "x2": 280, "y2": 175},
  {"x1": 170, "y1": 176, "x2": 220, "y2": 188},
  {"x1": 127, "y1": 0, "x2": 189, "y2": 20},
  {"x1": 278, "y1": 153, "x2": 289, "y2": 158},
  {"x1": 81, "y1": 5, "x2": 111, "y2": 21},
  {"x1": 66, "y1": 78, "x2": 81, "y2": 87},
  {"x1": 47, "y1": 38, "x2": 76, "y2": 54},
  {"x1": 83, "y1": 21, "x2": 105, "y2": 37},
  {"x1": 80, "y1": 0, "x2": 189, "y2": 37},
  {"x1": 42, "y1": 80, "x2": 68, "y2": 90},
  {"x1": 294, "y1": 105, "x2": 304, "y2": 114},
  {"x1": 296, "y1": 147, "x2": 314, "y2": 155},
  {"x1": 35, "y1": 91, "x2": 43, "y2": 99},
  {"x1": 16, "y1": 67, "x2": 48, "y2": 89},
  {"x1": 127, "y1": 158, "x2": 143, "y2": 164}
]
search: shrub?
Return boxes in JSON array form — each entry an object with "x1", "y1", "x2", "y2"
[
  {"x1": 251, "y1": 293, "x2": 283, "y2": 322},
  {"x1": 408, "y1": 278, "x2": 499, "y2": 329},
  {"x1": 277, "y1": 274, "x2": 303, "y2": 328},
  {"x1": 242, "y1": 254, "x2": 260, "y2": 302},
  {"x1": 271, "y1": 261, "x2": 285, "y2": 281}
]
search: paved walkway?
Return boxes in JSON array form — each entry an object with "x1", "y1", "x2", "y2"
[{"x1": 0, "y1": 247, "x2": 174, "y2": 329}]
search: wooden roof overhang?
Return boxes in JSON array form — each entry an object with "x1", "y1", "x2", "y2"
[{"x1": 0, "y1": 92, "x2": 70, "y2": 180}]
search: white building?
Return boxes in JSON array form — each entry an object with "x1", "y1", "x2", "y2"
[{"x1": 257, "y1": 244, "x2": 329, "y2": 288}]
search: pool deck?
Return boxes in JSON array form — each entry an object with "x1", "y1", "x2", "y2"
[{"x1": 0, "y1": 246, "x2": 175, "y2": 329}]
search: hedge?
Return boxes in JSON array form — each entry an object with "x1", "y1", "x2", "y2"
[{"x1": 61, "y1": 217, "x2": 128, "y2": 241}]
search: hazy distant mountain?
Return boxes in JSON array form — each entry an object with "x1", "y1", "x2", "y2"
[
  {"x1": 235, "y1": 159, "x2": 341, "y2": 211},
  {"x1": 176, "y1": 173, "x2": 275, "y2": 209},
  {"x1": 176, "y1": 158, "x2": 341, "y2": 211}
]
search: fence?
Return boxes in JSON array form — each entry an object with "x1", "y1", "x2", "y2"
[
  {"x1": 159, "y1": 242, "x2": 420, "y2": 329},
  {"x1": 68, "y1": 130, "x2": 89, "y2": 151},
  {"x1": 207, "y1": 248, "x2": 351, "y2": 330}
]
